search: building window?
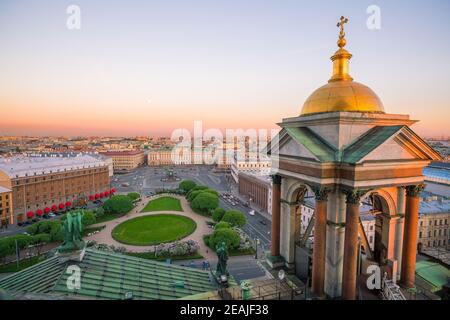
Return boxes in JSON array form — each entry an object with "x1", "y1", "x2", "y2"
[{"x1": 419, "y1": 232, "x2": 422, "y2": 238}]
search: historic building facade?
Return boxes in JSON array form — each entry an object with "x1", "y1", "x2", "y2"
[
  {"x1": 0, "y1": 155, "x2": 110, "y2": 224},
  {"x1": 238, "y1": 172, "x2": 272, "y2": 215},
  {"x1": 266, "y1": 17, "x2": 442, "y2": 299},
  {"x1": 0, "y1": 186, "x2": 13, "y2": 227},
  {"x1": 100, "y1": 150, "x2": 145, "y2": 173}
]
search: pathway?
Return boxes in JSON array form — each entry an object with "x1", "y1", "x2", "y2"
[{"x1": 86, "y1": 195, "x2": 216, "y2": 260}]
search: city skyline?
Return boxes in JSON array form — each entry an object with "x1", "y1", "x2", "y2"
[{"x1": 1, "y1": 0, "x2": 449, "y2": 138}]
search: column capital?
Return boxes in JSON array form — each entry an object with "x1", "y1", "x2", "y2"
[
  {"x1": 405, "y1": 184, "x2": 426, "y2": 197},
  {"x1": 312, "y1": 186, "x2": 331, "y2": 201},
  {"x1": 271, "y1": 174, "x2": 282, "y2": 185},
  {"x1": 343, "y1": 189, "x2": 368, "y2": 204}
]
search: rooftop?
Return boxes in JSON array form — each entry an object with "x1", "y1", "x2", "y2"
[
  {"x1": 99, "y1": 150, "x2": 143, "y2": 156},
  {"x1": 0, "y1": 249, "x2": 216, "y2": 300},
  {"x1": 0, "y1": 155, "x2": 108, "y2": 179},
  {"x1": 0, "y1": 186, "x2": 11, "y2": 193},
  {"x1": 419, "y1": 198, "x2": 450, "y2": 215}
]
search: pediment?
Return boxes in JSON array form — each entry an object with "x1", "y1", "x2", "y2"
[{"x1": 346, "y1": 126, "x2": 442, "y2": 164}]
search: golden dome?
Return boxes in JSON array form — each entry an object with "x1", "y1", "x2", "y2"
[
  {"x1": 300, "y1": 16, "x2": 385, "y2": 116},
  {"x1": 301, "y1": 81, "x2": 385, "y2": 115}
]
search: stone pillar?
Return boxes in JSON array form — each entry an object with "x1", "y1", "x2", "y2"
[
  {"x1": 394, "y1": 187, "x2": 406, "y2": 281},
  {"x1": 400, "y1": 184, "x2": 425, "y2": 288},
  {"x1": 311, "y1": 187, "x2": 330, "y2": 298},
  {"x1": 271, "y1": 175, "x2": 282, "y2": 257},
  {"x1": 342, "y1": 190, "x2": 364, "y2": 300}
]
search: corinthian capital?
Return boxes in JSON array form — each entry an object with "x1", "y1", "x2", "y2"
[
  {"x1": 343, "y1": 189, "x2": 368, "y2": 205},
  {"x1": 312, "y1": 186, "x2": 331, "y2": 201},
  {"x1": 271, "y1": 174, "x2": 282, "y2": 185},
  {"x1": 405, "y1": 184, "x2": 426, "y2": 197}
]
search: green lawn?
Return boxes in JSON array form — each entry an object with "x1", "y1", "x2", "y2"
[
  {"x1": 112, "y1": 214, "x2": 196, "y2": 246},
  {"x1": 141, "y1": 196, "x2": 182, "y2": 212}
]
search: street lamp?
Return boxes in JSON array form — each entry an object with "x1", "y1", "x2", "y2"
[{"x1": 254, "y1": 238, "x2": 260, "y2": 259}]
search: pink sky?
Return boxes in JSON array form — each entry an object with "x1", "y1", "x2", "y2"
[{"x1": 0, "y1": 1, "x2": 449, "y2": 138}]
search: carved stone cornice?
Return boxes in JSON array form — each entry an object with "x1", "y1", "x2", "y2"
[{"x1": 405, "y1": 184, "x2": 426, "y2": 197}]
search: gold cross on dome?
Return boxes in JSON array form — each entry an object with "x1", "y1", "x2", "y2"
[{"x1": 337, "y1": 16, "x2": 349, "y2": 39}]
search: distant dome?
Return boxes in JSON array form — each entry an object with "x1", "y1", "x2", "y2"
[{"x1": 301, "y1": 80, "x2": 385, "y2": 115}]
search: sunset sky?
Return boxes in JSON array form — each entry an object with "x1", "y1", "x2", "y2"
[{"x1": 0, "y1": 0, "x2": 449, "y2": 137}]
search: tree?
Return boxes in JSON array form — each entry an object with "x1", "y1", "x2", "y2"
[
  {"x1": 127, "y1": 192, "x2": 141, "y2": 201},
  {"x1": 82, "y1": 211, "x2": 97, "y2": 226},
  {"x1": 179, "y1": 180, "x2": 197, "y2": 193},
  {"x1": 190, "y1": 192, "x2": 219, "y2": 215},
  {"x1": 103, "y1": 195, "x2": 134, "y2": 214},
  {"x1": 49, "y1": 222, "x2": 63, "y2": 242},
  {"x1": 214, "y1": 221, "x2": 231, "y2": 230},
  {"x1": 0, "y1": 241, "x2": 13, "y2": 263},
  {"x1": 94, "y1": 207, "x2": 105, "y2": 218},
  {"x1": 222, "y1": 210, "x2": 247, "y2": 228},
  {"x1": 187, "y1": 185, "x2": 209, "y2": 198},
  {"x1": 209, "y1": 228, "x2": 240, "y2": 250},
  {"x1": 32, "y1": 233, "x2": 51, "y2": 255},
  {"x1": 187, "y1": 190, "x2": 204, "y2": 202},
  {"x1": 212, "y1": 208, "x2": 226, "y2": 222}
]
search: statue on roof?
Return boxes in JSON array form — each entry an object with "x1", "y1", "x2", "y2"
[{"x1": 58, "y1": 211, "x2": 85, "y2": 253}]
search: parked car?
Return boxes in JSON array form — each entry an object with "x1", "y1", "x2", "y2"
[
  {"x1": 48, "y1": 213, "x2": 56, "y2": 218},
  {"x1": 259, "y1": 220, "x2": 267, "y2": 225},
  {"x1": 249, "y1": 210, "x2": 255, "y2": 216}
]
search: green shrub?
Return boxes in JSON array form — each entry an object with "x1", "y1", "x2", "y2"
[
  {"x1": 179, "y1": 180, "x2": 197, "y2": 192},
  {"x1": 95, "y1": 207, "x2": 105, "y2": 218},
  {"x1": 209, "y1": 228, "x2": 240, "y2": 250},
  {"x1": 214, "y1": 221, "x2": 231, "y2": 230},
  {"x1": 103, "y1": 195, "x2": 134, "y2": 214},
  {"x1": 26, "y1": 220, "x2": 53, "y2": 235},
  {"x1": 127, "y1": 192, "x2": 141, "y2": 201},
  {"x1": 190, "y1": 192, "x2": 219, "y2": 215},
  {"x1": 32, "y1": 233, "x2": 51, "y2": 245},
  {"x1": 222, "y1": 210, "x2": 247, "y2": 227},
  {"x1": 186, "y1": 190, "x2": 204, "y2": 202},
  {"x1": 49, "y1": 222, "x2": 63, "y2": 242},
  {"x1": 82, "y1": 211, "x2": 97, "y2": 226},
  {"x1": 212, "y1": 208, "x2": 226, "y2": 222}
]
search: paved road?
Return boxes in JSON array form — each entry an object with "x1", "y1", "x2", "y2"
[{"x1": 173, "y1": 255, "x2": 268, "y2": 283}]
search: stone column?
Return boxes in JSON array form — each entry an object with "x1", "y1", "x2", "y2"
[
  {"x1": 271, "y1": 175, "x2": 282, "y2": 257},
  {"x1": 400, "y1": 184, "x2": 425, "y2": 288},
  {"x1": 311, "y1": 187, "x2": 330, "y2": 298},
  {"x1": 394, "y1": 186, "x2": 406, "y2": 281},
  {"x1": 342, "y1": 189, "x2": 364, "y2": 300}
]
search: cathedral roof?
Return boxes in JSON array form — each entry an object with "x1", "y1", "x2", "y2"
[{"x1": 0, "y1": 249, "x2": 216, "y2": 300}]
